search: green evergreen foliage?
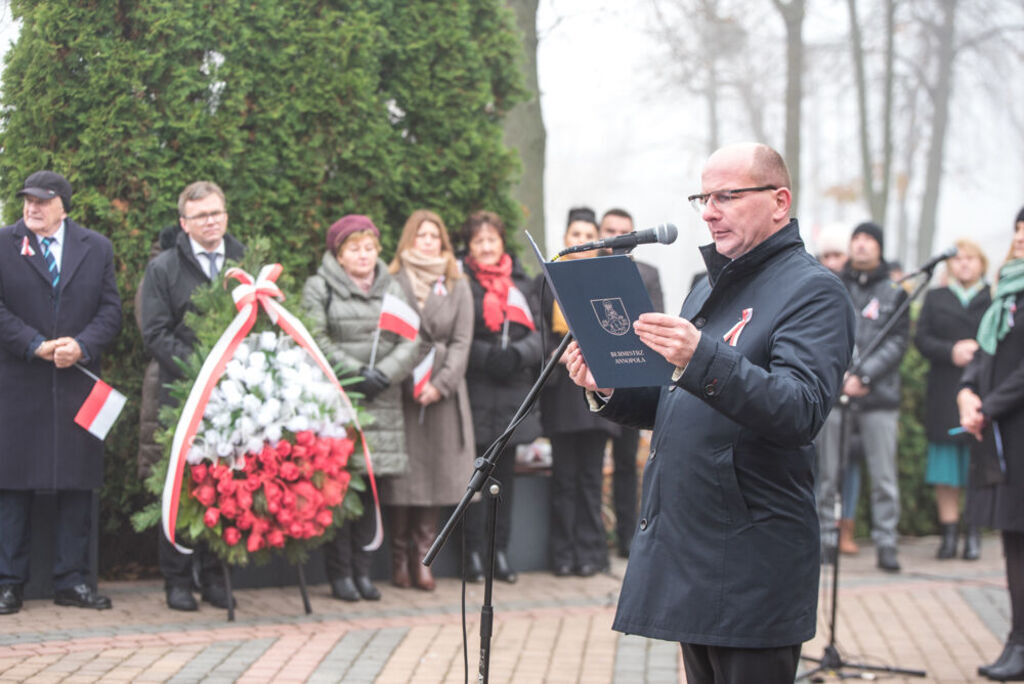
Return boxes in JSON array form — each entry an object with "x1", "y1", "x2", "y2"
[{"x1": 0, "y1": 0, "x2": 525, "y2": 575}]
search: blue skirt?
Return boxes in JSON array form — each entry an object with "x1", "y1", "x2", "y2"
[{"x1": 925, "y1": 442, "x2": 969, "y2": 487}]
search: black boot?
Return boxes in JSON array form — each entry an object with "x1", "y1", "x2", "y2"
[
  {"x1": 936, "y1": 523, "x2": 958, "y2": 559},
  {"x1": 494, "y1": 550, "x2": 517, "y2": 584},
  {"x1": 979, "y1": 642, "x2": 1017, "y2": 677},
  {"x1": 464, "y1": 551, "x2": 484, "y2": 583},
  {"x1": 963, "y1": 526, "x2": 981, "y2": 561},
  {"x1": 983, "y1": 642, "x2": 1024, "y2": 680}
]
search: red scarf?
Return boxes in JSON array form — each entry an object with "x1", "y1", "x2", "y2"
[{"x1": 465, "y1": 252, "x2": 514, "y2": 332}]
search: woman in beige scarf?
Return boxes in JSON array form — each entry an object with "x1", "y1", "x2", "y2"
[{"x1": 383, "y1": 210, "x2": 475, "y2": 590}]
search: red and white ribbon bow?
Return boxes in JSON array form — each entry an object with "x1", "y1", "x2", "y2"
[
  {"x1": 722, "y1": 308, "x2": 753, "y2": 347},
  {"x1": 161, "y1": 264, "x2": 382, "y2": 553}
]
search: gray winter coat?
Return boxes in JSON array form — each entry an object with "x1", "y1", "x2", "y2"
[
  {"x1": 302, "y1": 252, "x2": 418, "y2": 476},
  {"x1": 840, "y1": 262, "x2": 909, "y2": 410}
]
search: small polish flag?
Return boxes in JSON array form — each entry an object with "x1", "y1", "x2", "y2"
[
  {"x1": 506, "y1": 286, "x2": 535, "y2": 331},
  {"x1": 20, "y1": 236, "x2": 35, "y2": 257},
  {"x1": 378, "y1": 292, "x2": 420, "y2": 340},
  {"x1": 412, "y1": 347, "x2": 437, "y2": 399},
  {"x1": 74, "y1": 379, "x2": 127, "y2": 440}
]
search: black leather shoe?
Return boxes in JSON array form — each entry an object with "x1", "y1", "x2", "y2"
[
  {"x1": 963, "y1": 526, "x2": 981, "y2": 561},
  {"x1": 554, "y1": 563, "x2": 573, "y2": 577},
  {"x1": 984, "y1": 642, "x2": 1024, "y2": 681},
  {"x1": 0, "y1": 585, "x2": 23, "y2": 615},
  {"x1": 166, "y1": 585, "x2": 198, "y2": 611},
  {"x1": 354, "y1": 575, "x2": 381, "y2": 600},
  {"x1": 877, "y1": 546, "x2": 901, "y2": 573},
  {"x1": 330, "y1": 577, "x2": 361, "y2": 602},
  {"x1": 980, "y1": 642, "x2": 1016, "y2": 677},
  {"x1": 54, "y1": 584, "x2": 112, "y2": 610},
  {"x1": 201, "y1": 584, "x2": 236, "y2": 610},
  {"x1": 494, "y1": 550, "x2": 517, "y2": 584},
  {"x1": 464, "y1": 551, "x2": 484, "y2": 583}
]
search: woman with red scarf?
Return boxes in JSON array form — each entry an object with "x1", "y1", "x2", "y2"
[{"x1": 460, "y1": 210, "x2": 542, "y2": 583}]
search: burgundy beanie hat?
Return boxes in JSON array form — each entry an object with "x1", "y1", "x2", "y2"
[{"x1": 326, "y1": 214, "x2": 379, "y2": 253}]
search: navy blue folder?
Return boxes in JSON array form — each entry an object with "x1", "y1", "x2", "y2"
[{"x1": 527, "y1": 233, "x2": 674, "y2": 388}]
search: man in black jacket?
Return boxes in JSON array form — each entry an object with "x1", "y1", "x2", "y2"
[
  {"x1": 598, "y1": 207, "x2": 663, "y2": 557},
  {"x1": 139, "y1": 181, "x2": 246, "y2": 611},
  {"x1": 566, "y1": 143, "x2": 855, "y2": 683},
  {"x1": 817, "y1": 222, "x2": 908, "y2": 572}
]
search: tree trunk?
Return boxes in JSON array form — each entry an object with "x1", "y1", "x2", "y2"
[
  {"x1": 846, "y1": 0, "x2": 878, "y2": 220},
  {"x1": 916, "y1": 0, "x2": 958, "y2": 267},
  {"x1": 503, "y1": 0, "x2": 546, "y2": 257},
  {"x1": 772, "y1": 0, "x2": 805, "y2": 206}
]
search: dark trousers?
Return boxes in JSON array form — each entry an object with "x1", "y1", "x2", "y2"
[
  {"x1": 1005, "y1": 530, "x2": 1024, "y2": 644},
  {"x1": 680, "y1": 642, "x2": 802, "y2": 684},
  {"x1": 611, "y1": 427, "x2": 639, "y2": 554},
  {"x1": 0, "y1": 489, "x2": 92, "y2": 590},
  {"x1": 463, "y1": 444, "x2": 517, "y2": 554},
  {"x1": 549, "y1": 431, "x2": 608, "y2": 569},
  {"x1": 323, "y1": 485, "x2": 376, "y2": 579},
  {"x1": 157, "y1": 532, "x2": 224, "y2": 591}
]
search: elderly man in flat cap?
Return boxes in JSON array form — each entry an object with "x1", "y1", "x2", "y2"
[{"x1": 0, "y1": 170, "x2": 122, "y2": 614}]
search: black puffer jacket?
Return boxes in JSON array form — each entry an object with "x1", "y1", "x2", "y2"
[{"x1": 840, "y1": 261, "x2": 909, "y2": 410}]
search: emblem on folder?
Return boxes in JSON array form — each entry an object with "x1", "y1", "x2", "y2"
[{"x1": 591, "y1": 297, "x2": 631, "y2": 336}]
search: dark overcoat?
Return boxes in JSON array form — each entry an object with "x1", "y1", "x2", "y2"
[
  {"x1": 962, "y1": 291, "x2": 1024, "y2": 532},
  {"x1": 598, "y1": 221, "x2": 855, "y2": 648},
  {"x1": 914, "y1": 285, "x2": 991, "y2": 443},
  {"x1": 0, "y1": 218, "x2": 122, "y2": 490},
  {"x1": 536, "y1": 279, "x2": 619, "y2": 438},
  {"x1": 139, "y1": 230, "x2": 246, "y2": 408},
  {"x1": 464, "y1": 256, "x2": 543, "y2": 448}
]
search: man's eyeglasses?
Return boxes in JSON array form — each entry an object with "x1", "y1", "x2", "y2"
[
  {"x1": 182, "y1": 210, "x2": 226, "y2": 222},
  {"x1": 687, "y1": 186, "x2": 777, "y2": 214}
]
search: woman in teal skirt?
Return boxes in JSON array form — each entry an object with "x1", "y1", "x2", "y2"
[{"x1": 915, "y1": 238, "x2": 990, "y2": 559}]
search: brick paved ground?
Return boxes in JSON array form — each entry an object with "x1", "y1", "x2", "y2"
[{"x1": 0, "y1": 533, "x2": 1007, "y2": 682}]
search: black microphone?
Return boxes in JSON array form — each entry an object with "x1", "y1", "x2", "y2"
[
  {"x1": 557, "y1": 223, "x2": 678, "y2": 257},
  {"x1": 896, "y1": 246, "x2": 958, "y2": 282}
]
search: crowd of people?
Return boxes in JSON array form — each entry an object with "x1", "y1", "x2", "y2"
[
  {"x1": 2, "y1": 155, "x2": 1023, "y2": 683},
  {"x1": 0, "y1": 171, "x2": 663, "y2": 616}
]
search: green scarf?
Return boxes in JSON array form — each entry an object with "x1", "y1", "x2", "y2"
[
  {"x1": 977, "y1": 258, "x2": 1024, "y2": 354},
  {"x1": 949, "y1": 279, "x2": 985, "y2": 308}
]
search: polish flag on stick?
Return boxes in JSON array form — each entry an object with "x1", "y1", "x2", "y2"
[
  {"x1": 378, "y1": 293, "x2": 420, "y2": 340},
  {"x1": 506, "y1": 286, "x2": 535, "y2": 331},
  {"x1": 369, "y1": 293, "x2": 420, "y2": 368},
  {"x1": 413, "y1": 347, "x2": 437, "y2": 399},
  {"x1": 73, "y1": 365, "x2": 127, "y2": 440},
  {"x1": 502, "y1": 286, "x2": 535, "y2": 348}
]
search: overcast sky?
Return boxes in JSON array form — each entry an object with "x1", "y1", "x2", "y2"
[
  {"x1": 1, "y1": 4, "x2": 1020, "y2": 314},
  {"x1": 537, "y1": 0, "x2": 1024, "y2": 313}
]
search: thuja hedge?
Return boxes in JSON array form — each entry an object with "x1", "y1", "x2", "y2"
[{"x1": 0, "y1": 0, "x2": 525, "y2": 574}]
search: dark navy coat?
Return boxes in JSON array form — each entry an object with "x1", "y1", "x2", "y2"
[
  {"x1": 599, "y1": 221, "x2": 855, "y2": 647},
  {"x1": 0, "y1": 218, "x2": 122, "y2": 490}
]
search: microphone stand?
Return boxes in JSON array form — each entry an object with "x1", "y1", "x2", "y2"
[
  {"x1": 424, "y1": 331, "x2": 574, "y2": 684},
  {"x1": 799, "y1": 264, "x2": 936, "y2": 681}
]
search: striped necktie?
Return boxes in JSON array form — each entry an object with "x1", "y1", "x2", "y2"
[{"x1": 40, "y1": 237, "x2": 59, "y2": 290}]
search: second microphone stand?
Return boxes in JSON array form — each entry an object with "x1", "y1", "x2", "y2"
[
  {"x1": 423, "y1": 332, "x2": 574, "y2": 684},
  {"x1": 800, "y1": 263, "x2": 936, "y2": 681}
]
